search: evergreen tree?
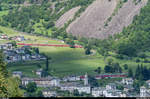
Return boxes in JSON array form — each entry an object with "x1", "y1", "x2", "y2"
[
  {"x1": 135, "y1": 64, "x2": 140, "y2": 79},
  {"x1": 128, "y1": 68, "x2": 133, "y2": 78}
]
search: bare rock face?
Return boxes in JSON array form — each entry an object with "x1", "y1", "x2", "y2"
[
  {"x1": 55, "y1": 6, "x2": 81, "y2": 28},
  {"x1": 94, "y1": 0, "x2": 148, "y2": 39},
  {"x1": 66, "y1": 0, "x2": 148, "y2": 39}
]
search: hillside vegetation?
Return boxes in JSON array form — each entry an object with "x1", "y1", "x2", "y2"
[
  {"x1": 0, "y1": 0, "x2": 94, "y2": 38},
  {"x1": 0, "y1": 52, "x2": 23, "y2": 97}
]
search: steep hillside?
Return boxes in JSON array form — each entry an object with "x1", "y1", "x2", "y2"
[
  {"x1": 0, "y1": 0, "x2": 148, "y2": 40},
  {"x1": 0, "y1": 0, "x2": 94, "y2": 39},
  {"x1": 67, "y1": 0, "x2": 148, "y2": 39},
  {"x1": 55, "y1": 6, "x2": 81, "y2": 28}
]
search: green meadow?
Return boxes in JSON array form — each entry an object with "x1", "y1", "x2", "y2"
[{"x1": 1, "y1": 26, "x2": 150, "y2": 77}]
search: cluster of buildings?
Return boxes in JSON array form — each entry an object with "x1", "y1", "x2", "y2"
[
  {"x1": 140, "y1": 80, "x2": 150, "y2": 97},
  {"x1": 0, "y1": 43, "x2": 46, "y2": 63},
  {"x1": 0, "y1": 34, "x2": 25, "y2": 42},
  {"x1": 13, "y1": 71, "x2": 146, "y2": 97}
]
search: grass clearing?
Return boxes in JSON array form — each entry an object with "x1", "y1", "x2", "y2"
[
  {"x1": 1, "y1": 26, "x2": 150, "y2": 77},
  {"x1": 0, "y1": 26, "x2": 103, "y2": 77},
  {"x1": 0, "y1": 10, "x2": 9, "y2": 17}
]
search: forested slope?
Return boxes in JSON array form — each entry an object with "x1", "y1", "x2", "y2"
[
  {"x1": 0, "y1": 52, "x2": 23, "y2": 97},
  {"x1": 0, "y1": 0, "x2": 94, "y2": 38}
]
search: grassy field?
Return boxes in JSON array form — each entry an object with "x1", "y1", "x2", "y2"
[
  {"x1": 1, "y1": 26, "x2": 150, "y2": 77},
  {"x1": 0, "y1": 10, "x2": 9, "y2": 17},
  {"x1": 0, "y1": 26, "x2": 105, "y2": 77}
]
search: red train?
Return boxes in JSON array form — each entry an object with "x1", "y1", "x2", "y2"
[
  {"x1": 17, "y1": 43, "x2": 83, "y2": 48},
  {"x1": 80, "y1": 74, "x2": 127, "y2": 79}
]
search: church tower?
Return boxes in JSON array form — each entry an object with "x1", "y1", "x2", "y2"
[{"x1": 84, "y1": 72, "x2": 88, "y2": 86}]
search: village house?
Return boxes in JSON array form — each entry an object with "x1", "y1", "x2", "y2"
[
  {"x1": 92, "y1": 87, "x2": 105, "y2": 97},
  {"x1": 0, "y1": 34, "x2": 8, "y2": 39},
  {"x1": 140, "y1": 86, "x2": 150, "y2": 97},
  {"x1": 62, "y1": 75, "x2": 81, "y2": 82},
  {"x1": 60, "y1": 73, "x2": 91, "y2": 94},
  {"x1": 20, "y1": 45, "x2": 31, "y2": 51},
  {"x1": 31, "y1": 54, "x2": 41, "y2": 60},
  {"x1": 21, "y1": 54, "x2": 30, "y2": 61},
  {"x1": 12, "y1": 36, "x2": 25, "y2": 42},
  {"x1": 123, "y1": 84, "x2": 134, "y2": 92},
  {"x1": 12, "y1": 55, "x2": 22, "y2": 62},
  {"x1": 36, "y1": 69, "x2": 43, "y2": 77},
  {"x1": 21, "y1": 77, "x2": 60, "y2": 87},
  {"x1": 42, "y1": 89, "x2": 57, "y2": 97},
  {"x1": 122, "y1": 78, "x2": 134, "y2": 85},
  {"x1": 92, "y1": 87, "x2": 126, "y2": 97},
  {"x1": 106, "y1": 83, "x2": 116, "y2": 90},
  {"x1": 21, "y1": 77, "x2": 34, "y2": 86},
  {"x1": 12, "y1": 71, "x2": 23, "y2": 78},
  {"x1": 60, "y1": 82, "x2": 91, "y2": 94},
  {"x1": 103, "y1": 90, "x2": 122, "y2": 97},
  {"x1": 15, "y1": 48, "x2": 25, "y2": 54},
  {"x1": 0, "y1": 43, "x2": 13, "y2": 50},
  {"x1": 146, "y1": 80, "x2": 150, "y2": 88}
]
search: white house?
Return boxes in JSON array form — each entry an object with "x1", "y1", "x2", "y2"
[
  {"x1": 146, "y1": 80, "x2": 150, "y2": 88},
  {"x1": 62, "y1": 75, "x2": 81, "y2": 82},
  {"x1": 60, "y1": 82, "x2": 91, "y2": 94},
  {"x1": 21, "y1": 77, "x2": 34, "y2": 86},
  {"x1": 16, "y1": 36, "x2": 25, "y2": 42},
  {"x1": 76, "y1": 85, "x2": 91, "y2": 94},
  {"x1": 36, "y1": 69, "x2": 43, "y2": 77},
  {"x1": 103, "y1": 90, "x2": 121, "y2": 97},
  {"x1": 0, "y1": 34, "x2": 8, "y2": 39},
  {"x1": 21, "y1": 77, "x2": 60, "y2": 87},
  {"x1": 106, "y1": 83, "x2": 116, "y2": 90},
  {"x1": 15, "y1": 48, "x2": 25, "y2": 54},
  {"x1": 42, "y1": 90, "x2": 57, "y2": 97},
  {"x1": 92, "y1": 87, "x2": 105, "y2": 97},
  {"x1": 140, "y1": 86, "x2": 150, "y2": 97},
  {"x1": 0, "y1": 43, "x2": 13, "y2": 50},
  {"x1": 122, "y1": 78, "x2": 133, "y2": 85},
  {"x1": 50, "y1": 78, "x2": 60, "y2": 87}
]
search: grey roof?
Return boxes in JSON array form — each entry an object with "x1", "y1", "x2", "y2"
[{"x1": 13, "y1": 71, "x2": 22, "y2": 74}]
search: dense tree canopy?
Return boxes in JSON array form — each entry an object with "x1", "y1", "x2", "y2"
[{"x1": 0, "y1": 52, "x2": 23, "y2": 97}]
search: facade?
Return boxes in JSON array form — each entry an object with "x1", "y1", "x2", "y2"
[
  {"x1": 140, "y1": 86, "x2": 150, "y2": 97},
  {"x1": 12, "y1": 36, "x2": 25, "y2": 42},
  {"x1": 62, "y1": 76, "x2": 80, "y2": 82},
  {"x1": 21, "y1": 77, "x2": 60, "y2": 87},
  {"x1": 21, "y1": 77, "x2": 34, "y2": 86},
  {"x1": 42, "y1": 90, "x2": 57, "y2": 97},
  {"x1": 36, "y1": 69, "x2": 43, "y2": 77},
  {"x1": 92, "y1": 87, "x2": 105, "y2": 97},
  {"x1": 122, "y1": 78, "x2": 134, "y2": 85},
  {"x1": 146, "y1": 80, "x2": 150, "y2": 88},
  {"x1": 106, "y1": 83, "x2": 116, "y2": 90},
  {"x1": 0, "y1": 34, "x2": 8, "y2": 39},
  {"x1": 0, "y1": 43, "x2": 13, "y2": 50},
  {"x1": 84, "y1": 73, "x2": 88, "y2": 86},
  {"x1": 60, "y1": 84, "x2": 91, "y2": 94}
]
